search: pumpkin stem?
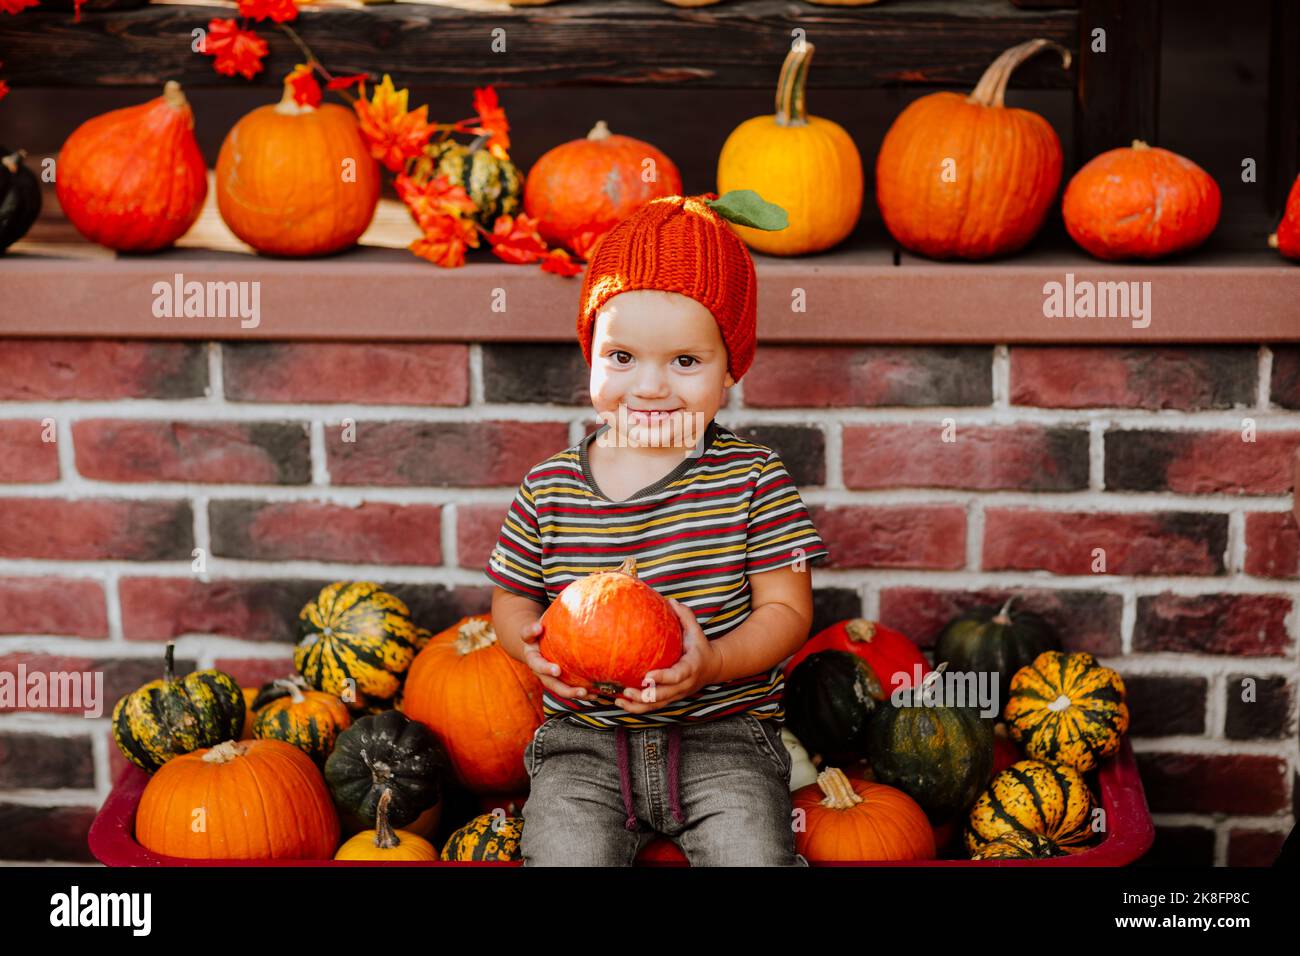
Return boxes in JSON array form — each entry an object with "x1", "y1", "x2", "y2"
[
  {"x1": 1269, "y1": 232, "x2": 1280, "y2": 249},
  {"x1": 455, "y1": 617, "x2": 498, "y2": 656},
  {"x1": 275, "y1": 81, "x2": 315, "y2": 116},
  {"x1": 1, "y1": 149, "x2": 25, "y2": 174},
  {"x1": 815, "y1": 767, "x2": 865, "y2": 810},
  {"x1": 616, "y1": 556, "x2": 639, "y2": 578},
  {"x1": 918, "y1": 660, "x2": 948, "y2": 695},
  {"x1": 467, "y1": 132, "x2": 492, "y2": 153},
  {"x1": 373, "y1": 787, "x2": 401, "y2": 850},
  {"x1": 992, "y1": 596, "x2": 1016, "y2": 625},
  {"x1": 968, "y1": 39, "x2": 1071, "y2": 109},
  {"x1": 774, "y1": 42, "x2": 813, "y2": 127},
  {"x1": 1131, "y1": 140, "x2": 1150, "y2": 151},
  {"x1": 202, "y1": 740, "x2": 248, "y2": 764},
  {"x1": 273, "y1": 677, "x2": 306, "y2": 704},
  {"x1": 161, "y1": 80, "x2": 187, "y2": 110},
  {"x1": 587, "y1": 120, "x2": 611, "y2": 141},
  {"x1": 163, "y1": 643, "x2": 176, "y2": 683},
  {"x1": 845, "y1": 619, "x2": 876, "y2": 644}
]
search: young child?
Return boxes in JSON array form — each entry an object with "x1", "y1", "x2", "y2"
[{"x1": 485, "y1": 192, "x2": 829, "y2": 866}]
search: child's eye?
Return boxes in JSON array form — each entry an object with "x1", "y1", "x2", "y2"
[
  {"x1": 611, "y1": 351, "x2": 632, "y2": 365},
  {"x1": 675, "y1": 356, "x2": 698, "y2": 369}
]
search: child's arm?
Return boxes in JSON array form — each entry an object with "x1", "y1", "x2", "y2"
[{"x1": 491, "y1": 586, "x2": 590, "y2": 700}]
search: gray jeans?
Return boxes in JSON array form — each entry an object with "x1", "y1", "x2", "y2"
[{"x1": 521, "y1": 713, "x2": 809, "y2": 867}]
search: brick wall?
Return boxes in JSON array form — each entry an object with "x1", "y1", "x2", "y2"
[{"x1": 1, "y1": 338, "x2": 1297, "y2": 865}]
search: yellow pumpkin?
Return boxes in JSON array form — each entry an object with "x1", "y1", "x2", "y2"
[
  {"x1": 717, "y1": 42, "x2": 862, "y2": 256},
  {"x1": 334, "y1": 788, "x2": 437, "y2": 862},
  {"x1": 1004, "y1": 651, "x2": 1129, "y2": 772}
]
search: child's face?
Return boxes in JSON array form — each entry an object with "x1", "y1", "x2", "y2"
[{"x1": 589, "y1": 290, "x2": 735, "y2": 451}]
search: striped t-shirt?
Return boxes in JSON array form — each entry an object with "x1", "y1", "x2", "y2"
[{"x1": 484, "y1": 417, "x2": 829, "y2": 728}]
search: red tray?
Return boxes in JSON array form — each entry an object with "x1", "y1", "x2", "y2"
[{"x1": 88, "y1": 738, "x2": 1153, "y2": 867}]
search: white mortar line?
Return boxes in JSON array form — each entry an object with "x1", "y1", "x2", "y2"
[
  {"x1": 826, "y1": 420, "x2": 843, "y2": 490},
  {"x1": 104, "y1": 567, "x2": 124, "y2": 644},
  {"x1": 967, "y1": 498, "x2": 984, "y2": 571},
  {"x1": 469, "y1": 343, "x2": 484, "y2": 406},
  {"x1": 310, "y1": 419, "x2": 329, "y2": 485},
  {"x1": 207, "y1": 342, "x2": 224, "y2": 400},
  {"x1": 1227, "y1": 510, "x2": 1246, "y2": 575},
  {"x1": 1259, "y1": 345, "x2": 1273, "y2": 409},
  {"x1": 0, "y1": 791, "x2": 102, "y2": 807},
  {"x1": 992, "y1": 344, "x2": 1010, "y2": 408},
  {"x1": 1089, "y1": 417, "x2": 1107, "y2": 490},
  {"x1": 443, "y1": 502, "x2": 459, "y2": 568}
]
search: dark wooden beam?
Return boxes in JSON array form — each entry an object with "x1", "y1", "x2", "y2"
[
  {"x1": 1074, "y1": 0, "x2": 1161, "y2": 166},
  {"x1": 1267, "y1": 0, "x2": 1299, "y2": 217},
  {"x1": 0, "y1": 0, "x2": 1077, "y2": 90}
]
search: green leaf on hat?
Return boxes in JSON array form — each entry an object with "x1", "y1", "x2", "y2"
[{"x1": 705, "y1": 190, "x2": 789, "y2": 231}]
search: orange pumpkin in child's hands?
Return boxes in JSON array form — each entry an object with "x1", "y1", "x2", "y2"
[{"x1": 538, "y1": 556, "x2": 683, "y2": 698}]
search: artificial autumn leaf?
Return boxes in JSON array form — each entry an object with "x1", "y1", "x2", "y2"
[
  {"x1": 410, "y1": 213, "x2": 479, "y2": 269},
  {"x1": 286, "y1": 64, "x2": 322, "y2": 109},
  {"x1": 487, "y1": 212, "x2": 547, "y2": 265},
  {"x1": 237, "y1": 0, "x2": 298, "y2": 23},
  {"x1": 472, "y1": 86, "x2": 511, "y2": 160},
  {"x1": 327, "y1": 73, "x2": 369, "y2": 91},
  {"x1": 395, "y1": 172, "x2": 477, "y2": 233},
  {"x1": 354, "y1": 74, "x2": 435, "y2": 173},
  {"x1": 1, "y1": 0, "x2": 39, "y2": 14},
  {"x1": 203, "y1": 18, "x2": 270, "y2": 81},
  {"x1": 540, "y1": 248, "x2": 583, "y2": 278},
  {"x1": 0, "y1": 79, "x2": 9, "y2": 103},
  {"x1": 571, "y1": 229, "x2": 606, "y2": 261}
]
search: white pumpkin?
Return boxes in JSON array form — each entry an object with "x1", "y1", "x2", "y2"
[{"x1": 781, "y1": 727, "x2": 819, "y2": 791}]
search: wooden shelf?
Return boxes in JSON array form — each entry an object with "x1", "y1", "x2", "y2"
[
  {"x1": 0, "y1": 0, "x2": 1079, "y2": 89},
  {"x1": 5, "y1": 229, "x2": 1297, "y2": 344}
]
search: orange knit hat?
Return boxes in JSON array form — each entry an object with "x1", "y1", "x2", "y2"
[{"x1": 577, "y1": 192, "x2": 761, "y2": 383}]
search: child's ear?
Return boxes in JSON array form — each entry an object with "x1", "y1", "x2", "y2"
[{"x1": 724, "y1": 371, "x2": 736, "y2": 389}]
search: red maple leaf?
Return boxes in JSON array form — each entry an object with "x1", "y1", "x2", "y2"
[
  {"x1": 237, "y1": 0, "x2": 298, "y2": 23},
  {"x1": 487, "y1": 213, "x2": 547, "y2": 265},
  {"x1": 327, "y1": 73, "x2": 369, "y2": 91},
  {"x1": 203, "y1": 19, "x2": 270, "y2": 81},
  {"x1": 471, "y1": 85, "x2": 511, "y2": 160},
  {"x1": 540, "y1": 248, "x2": 583, "y2": 277},
  {"x1": 410, "y1": 214, "x2": 479, "y2": 269},
  {"x1": 285, "y1": 64, "x2": 322, "y2": 109},
  {"x1": 0, "y1": 79, "x2": 9, "y2": 103},
  {"x1": 395, "y1": 173, "x2": 477, "y2": 234},
  {"x1": 1, "y1": 0, "x2": 39, "y2": 14}
]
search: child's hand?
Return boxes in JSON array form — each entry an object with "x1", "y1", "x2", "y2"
[
  {"x1": 614, "y1": 598, "x2": 722, "y2": 714},
  {"x1": 518, "y1": 619, "x2": 589, "y2": 701}
]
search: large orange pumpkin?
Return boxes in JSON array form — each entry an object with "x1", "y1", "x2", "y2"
[
  {"x1": 216, "y1": 82, "x2": 381, "y2": 257},
  {"x1": 875, "y1": 39, "x2": 1070, "y2": 260},
  {"x1": 1268, "y1": 172, "x2": 1300, "y2": 259},
  {"x1": 135, "y1": 739, "x2": 339, "y2": 860},
  {"x1": 538, "y1": 556, "x2": 683, "y2": 698},
  {"x1": 400, "y1": 615, "x2": 544, "y2": 793},
  {"x1": 55, "y1": 81, "x2": 207, "y2": 252},
  {"x1": 717, "y1": 42, "x2": 863, "y2": 256},
  {"x1": 793, "y1": 766, "x2": 936, "y2": 863},
  {"x1": 523, "y1": 120, "x2": 682, "y2": 259},
  {"x1": 1062, "y1": 140, "x2": 1220, "y2": 260}
]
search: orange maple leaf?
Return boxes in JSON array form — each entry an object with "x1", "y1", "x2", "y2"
[{"x1": 354, "y1": 75, "x2": 435, "y2": 174}]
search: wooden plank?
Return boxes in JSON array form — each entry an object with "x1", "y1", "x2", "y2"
[
  {"x1": 0, "y1": 0, "x2": 1078, "y2": 89},
  {"x1": 1074, "y1": 0, "x2": 1161, "y2": 164},
  {"x1": 3, "y1": 238, "x2": 1297, "y2": 343}
]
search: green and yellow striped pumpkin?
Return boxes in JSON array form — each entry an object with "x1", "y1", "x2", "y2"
[
  {"x1": 408, "y1": 134, "x2": 523, "y2": 229},
  {"x1": 111, "y1": 644, "x2": 245, "y2": 773},
  {"x1": 252, "y1": 677, "x2": 352, "y2": 766},
  {"x1": 1004, "y1": 650, "x2": 1129, "y2": 772},
  {"x1": 441, "y1": 812, "x2": 524, "y2": 862},
  {"x1": 294, "y1": 582, "x2": 422, "y2": 707},
  {"x1": 968, "y1": 829, "x2": 1066, "y2": 861},
  {"x1": 966, "y1": 758, "x2": 1094, "y2": 856}
]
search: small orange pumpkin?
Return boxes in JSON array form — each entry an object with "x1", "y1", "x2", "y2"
[
  {"x1": 793, "y1": 766, "x2": 936, "y2": 862},
  {"x1": 55, "y1": 81, "x2": 207, "y2": 252},
  {"x1": 1062, "y1": 140, "x2": 1221, "y2": 260},
  {"x1": 538, "y1": 556, "x2": 683, "y2": 698},
  {"x1": 135, "y1": 739, "x2": 339, "y2": 860},
  {"x1": 875, "y1": 39, "x2": 1070, "y2": 260},
  {"x1": 523, "y1": 120, "x2": 682, "y2": 259},
  {"x1": 216, "y1": 80, "x2": 381, "y2": 257},
  {"x1": 400, "y1": 615, "x2": 543, "y2": 793},
  {"x1": 1269, "y1": 172, "x2": 1300, "y2": 260},
  {"x1": 334, "y1": 788, "x2": 437, "y2": 862}
]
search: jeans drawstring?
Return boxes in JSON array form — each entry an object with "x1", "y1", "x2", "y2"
[{"x1": 614, "y1": 724, "x2": 686, "y2": 831}]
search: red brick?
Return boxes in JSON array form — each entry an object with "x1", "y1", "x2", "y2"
[
  {"x1": 457, "y1": 502, "x2": 512, "y2": 569},
  {"x1": 0, "y1": 578, "x2": 107, "y2": 638},
  {"x1": 983, "y1": 510, "x2": 1227, "y2": 575},
  {"x1": 743, "y1": 346, "x2": 993, "y2": 408},
  {"x1": 119, "y1": 577, "x2": 323, "y2": 643},
  {"x1": 1270, "y1": 346, "x2": 1300, "y2": 408},
  {"x1": 1244, "y1": 511, "x2": 1299, "y2": 578},
  {"x1": 0, "y1": 421, "x2": 59, "y2": 483},
  {"x1": 327, "y1": 420, "x2": 570, "y2": 487},
  {"x1": 223, "y1": 342, "x2": 469, "y2": 406},
  {"x1": 809, "y1": 505, "x2": 966, "y2": 569},
  {"x1": 877, "y1": 587, "x2": 1122, "y2": 656},
  {"x1": 0, "y1": 652, "x2": 193, "y2": 716},
  {"x1": 1134, "y1": 593, "x2": 1293, "y2": 656},
  {"x1": 73, "y1": 420, "x2": 311, "y2": 484},
  {"x1": 1227, "y1": 829, "x2": 1288, "y2": 866},
  {"x1": 0, "y1": 498, "x2": 191, "y2": 561},
  {"x1": 209, "y1": 500, "x2": 443, "y2": 565},
  {"x1": 843, "y1": 424, "x2": 1089, "y2": 491},
  {"x1": 0, "y1": 340, "x2": 206, "y2": 401},
  {"x1": 0, "y1": 733, "x2": 94, "y2": 789},
  {"x1": 1136, "y1": 753, "x2": 1289, "y2": 815},
  {"x1": 1010, "y1": 346, "x2": 1256, "y2": 410},
  {"x1": 0, "y1": 804, "x2": 97, "y2": 861},
  {"x1": 106, "y1": 725, "x2": 133, "y2": 785},
  {"x1": 211, "y1": 657, "x2": 296, "y2": 688},
  {"x1": 1105, "y1": 429, "x2": 1300, "y2": 494}
]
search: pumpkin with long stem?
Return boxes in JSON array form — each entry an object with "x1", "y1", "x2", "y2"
[
  {"x1": 324, "y1": 710, "x2": 446, "y2": 831},
  {"x1": 1063, "y1": 140, "x2": 1221, "y2": 260},
  {"x1": 876, "y1": 39, "x2": 1070, "y2": 260},
  {"x1": 55, "y1": 81, "x2": 207, "y2": 251},
  {"x1": 934, "y1": 595, "x2": 1061, "y2": 717},
  {"x1": 717, "y1": 42, "x2": 863, "y2": 256},
  {"x1": 335, "y1": 787, "x2": 436, "y2": 861},
  {"x1": 792, "y1": 767, "x2": 936, "y2": 862}
]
